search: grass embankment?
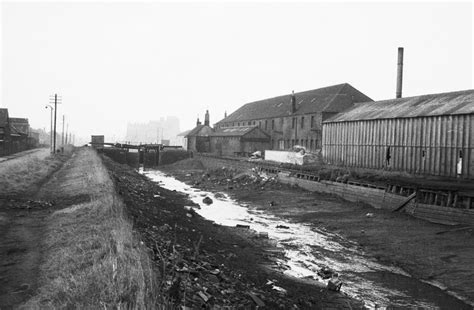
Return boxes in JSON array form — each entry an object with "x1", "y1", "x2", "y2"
[
  {"x1": 23, "y1": 147, "x2": 158, "y2": 308},
  {"x1": 0, "y1": 148, "x2": 65, "y2": 196}
]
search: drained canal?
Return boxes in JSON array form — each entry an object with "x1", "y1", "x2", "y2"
[{"x1": 143, "y1": 170, "x2": 471, "y2": 309}]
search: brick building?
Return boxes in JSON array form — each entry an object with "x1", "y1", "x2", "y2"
[
  {"x1": 214, "y1": 83, "x2": 372, "y2": 152},
  {"x1": 185, "y1": 111, "x2": 213, "y2": 152},
  {"x1": 209, "y1": 126, "x2": 270, "y2": 156},
  {"x1": 0, "y1": 109, "x2": 11, "y2": 155}
]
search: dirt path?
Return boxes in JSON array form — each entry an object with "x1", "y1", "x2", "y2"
[{"x1": 0, "y1": 149, "x2": 73, "y2": 308}]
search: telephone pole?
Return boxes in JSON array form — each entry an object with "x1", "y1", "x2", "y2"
[
  {"x1": 61, "y1": 115, "x2": 65, "y2": 146},
  {"x1": 50, "y1": 94, "x2": 62, "y2": 153},
  {"x1": 45, "y1": 105, "x2": 54, "y2": 153},
  {"x1": 65, "y1": 123, "x2": 69, "y2": 144}
]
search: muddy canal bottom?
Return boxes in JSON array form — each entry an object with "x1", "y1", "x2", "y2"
[{"x1": 143, "y1": 170, "x2": 469, "y2": 309}]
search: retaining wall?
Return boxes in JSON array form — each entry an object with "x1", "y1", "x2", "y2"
[
  {"x1": 196, "y1": 154, "x2": 258, "y2": 171},
  {"x1": 277, "y1": 173, "x2": 407, "y2": 210},
  {"x1": 196, "y1": 154, "x2": 474, "y2": 225}
]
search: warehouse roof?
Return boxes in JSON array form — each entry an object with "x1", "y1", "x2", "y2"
[
  {"x1": 326, "y1": 89, "x2": 474, "y2": 123},
  {"x1": 210, "y1": 126, "x2": 269, "y2": 138},
  {"x1": 215, "y1": 83, "x2": 372, "y2": 124},
  {"x1": 185, "y1": 124, "x2": 212, "y2": 138}
]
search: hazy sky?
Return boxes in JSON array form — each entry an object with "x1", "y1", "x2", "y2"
[{"x1": 1, "y1": 1, "x2": 472, "y2": 142}]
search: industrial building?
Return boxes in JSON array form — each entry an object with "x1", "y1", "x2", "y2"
[
  {"x1": 322, "y1": 89, "x2": 474, "y2": 179},
  {"x1": 185, "y1": 111, "x2": 213, "y2": 153},
  {"x1": 214, "y1": 83, "x2": 372, "y2": 152},
  {"x1": 209, "y1": 126, "x2": 270, "y2": 156}
]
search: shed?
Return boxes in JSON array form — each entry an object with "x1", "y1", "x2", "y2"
[
  {"x1": 323, "y1": 89, "x2": 474, "y2": 179},
  {"x1": 185, "y1": 124, "x2": 213, "y2": 153},
  {"x1": 209, "y1": 126, "x2": 271, "y2": 157}
]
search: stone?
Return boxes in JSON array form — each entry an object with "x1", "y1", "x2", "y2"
[{"x1": 203, "y1": 197, "x2": 213, "y2": 205}]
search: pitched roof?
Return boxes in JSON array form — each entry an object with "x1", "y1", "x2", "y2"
[
  {"x1": 9, "y1": 117, "x2": 29, "y2": 124},
  {"x1": 177, "y1": 129, "x2": 191, "y2": 137},
  {"x1": 185, "y1": 124, "x2": 213, "y2": 137},
  {"x1": 326, "y1": 89, "x2": 474, "y2": 123},
  {"x1": 215, "y1": 83, "x2": 372, "y2": 124},
  {"x1": 0, "y1": 109, "x2": 9, "y2": 126},
  {"x1": 210, "y1": 126, "x2": 269, "y2": 137}
]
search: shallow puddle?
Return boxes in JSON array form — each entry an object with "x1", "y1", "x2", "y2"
[{"x1": 143, "y1": 170, "x2": 471, "y2": 309}]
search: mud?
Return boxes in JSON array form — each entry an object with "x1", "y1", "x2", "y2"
[
  {"x1": 103, "y1": 156, "x2": 364, "y2": 309},
  {"x1": 158, "y1": 162, "x2": 474, "y2": 309}
]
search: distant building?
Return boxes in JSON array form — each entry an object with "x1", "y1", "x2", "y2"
[
  {"x1": 185, "y1": 112, "x2": 213, "y2": 152},
  {"x1": 209, "y1": 126, "x2": 271, "y2": 156},
  {"x1": 0, "y1": 108, "x2": 11, "y2": 155},
  {"x1": 91, "y1": 135, "x2": 105, "y2": 148},
  {"x1": 125, "y1": 116, "x2": 180, "y2": 145},
  {"x1": 28, "y1": 129, "x2": 40, "y2": 148},
  {"x1": 9, "y1": 117, "x2": 29, "y2": 153},
  {"x1": 214, "y1": 83, "x2": 372, "y2": 152},
  {"x1": 177, "y1": 130, "x2": 191, "y2": 150},
  {"x1": 323, "y1": 89, "x2": 474, "y2": 179}
]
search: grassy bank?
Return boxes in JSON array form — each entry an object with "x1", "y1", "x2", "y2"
[
  {"x1": 23, "y1": 147, "x2": 158, "y2": 308},
  {"x1": 0, "y1": 148, "x2": 64, "y2": 196}
]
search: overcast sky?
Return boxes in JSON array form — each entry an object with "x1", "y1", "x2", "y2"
[{"x1": 1, "y1": 1, "x2": 472, "y2": 143}]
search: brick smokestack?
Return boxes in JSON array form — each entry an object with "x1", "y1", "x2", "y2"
[
  {"x1": 204, "y1": 110, "x2": 210, "y2": 126},
  {"x1": 291, "y1": 90, "x2": 296, "y2": 113},
  {"x1": 396, "y1": 47, "x2": 404, "y2": 99}
]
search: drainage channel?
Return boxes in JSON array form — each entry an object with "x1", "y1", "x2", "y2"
[{"x1": 143, "y1": 170, "x2": 471, "y2": 309}]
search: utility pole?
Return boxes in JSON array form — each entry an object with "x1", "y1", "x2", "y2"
[
  {"x1": 61, "y1": 115, "x2": 65, "y2": 146},
  {"x1": 45, "y1": 105, "x2": 54, "y2": 153},
  {"x1": 53, "y1": 94, "x2": 58, "y2": 152},
  {"x1": 65, "y1": 123, "x2": 69, "y2": 144}
]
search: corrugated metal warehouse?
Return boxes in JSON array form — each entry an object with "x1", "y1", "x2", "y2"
[{"x1": 323, "y1": 89, "x2": 474, "y2": 179}]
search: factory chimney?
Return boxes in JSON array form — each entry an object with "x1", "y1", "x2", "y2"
[
  {"x1": 396, "y1": 47, "x2": 404, "y2": 99},
  {"x1": 291, "y1": 90, "x2": 296, "y2": 113},
  {"x1": 204, "y1": 110, "x2": 210, "y2": 126},
  {"x1": 196, "y1": 116, "x2": 201, "y2": 126}
]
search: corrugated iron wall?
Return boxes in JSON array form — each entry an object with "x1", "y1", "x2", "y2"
[{"x1": 322, "y1": 114, "x2": 473, "y2": 179}]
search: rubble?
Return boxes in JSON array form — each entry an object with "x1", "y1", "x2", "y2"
[{"x1": 104, "y1": 158, "x2": 366, "y2": 309}]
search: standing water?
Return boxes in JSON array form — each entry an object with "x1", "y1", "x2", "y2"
[{"x1": 143, "y1": 170, "x2": 471, "y2": 309}]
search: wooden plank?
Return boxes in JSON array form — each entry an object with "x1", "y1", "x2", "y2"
[{"x1": 392, "y1": 192, "x2": 417, "y2": 212}]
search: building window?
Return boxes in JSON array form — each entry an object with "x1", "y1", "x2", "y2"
[
  {"x1": 311, "y1": 116, "x2": 315, "y2": 128},
  {"x1": 292, "y1": 118, "x2": 296, "y2": 129},
  {"x1": 272, "y1": 119, "x2": 275, "y2": 130},
  {"x1": 310, "y1": 139, "x2": 313, "y2": 150},
  {"x1": 279, "y1": 140, "x2": 284, "y2": 150},
  {"x1": 265, "y1": 120, "x2": 268, "y2": 130},
  {"x1": 280, "y1": 118, "x2": 284, "y2": 127},
  {"x1": 301, "y1": 117, "x2": 304, "y2": 129},
  {"x1": 259, "y1": 121, "x2": 261, "y2": 128},
  {"x1": 248, "y1": 121, "x2": 251, "y2": 126}
]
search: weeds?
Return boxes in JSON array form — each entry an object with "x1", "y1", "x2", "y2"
[{"x1": 22, "y1": 148, "x2": 160, "y2": 309}]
